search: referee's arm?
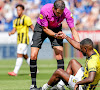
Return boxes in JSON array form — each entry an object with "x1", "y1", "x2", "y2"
[
  {"x1": 70, "y1": 27, "x2": 80, "y2": 42},
  {"x1": 43, "y1": 27, "x2": 57, "y2": 38}
]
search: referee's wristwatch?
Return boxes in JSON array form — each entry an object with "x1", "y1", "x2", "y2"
[{"x1": 54, "y1": 34, "x2": 57, "y2": 38}]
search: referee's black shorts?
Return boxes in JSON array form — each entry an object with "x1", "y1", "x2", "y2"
[{"x1": 31, "y1": 23, "x2": 63, "y2": 49}]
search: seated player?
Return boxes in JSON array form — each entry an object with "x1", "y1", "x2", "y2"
[{"x1": 42, "y1": 32, "x2": 100, "y2": 90}]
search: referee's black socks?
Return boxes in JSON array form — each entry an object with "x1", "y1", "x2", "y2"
[
  {"x1": 57, "y1": 59, "x2": 64, "y2": 69},
  {"x1": 30, "y1": 60, "x2": 37, "y2": 87}
]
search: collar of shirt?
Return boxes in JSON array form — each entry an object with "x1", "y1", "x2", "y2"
[
  {"x1": 87, "y1": 52, "x2": 96, "y2": 59},
  {"x1": 17, "y1": 15, "x2": 24, "y2": 19},
  {"x1": 51, "y1": 8, "x2": 60, "y2": 19},
  {"x1": 51, "y1": 9, "x2": 64, "y2": 20}
]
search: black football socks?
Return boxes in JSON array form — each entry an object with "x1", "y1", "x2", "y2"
[
  {"x1": 57, "y1": 59, "x2": 64, "y2": 69},
  {"x1": 30, "y1": 60, "x2": 37, "y2": 87}
]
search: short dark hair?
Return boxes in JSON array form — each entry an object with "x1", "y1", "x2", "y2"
[
  {"x1": 16, "y1": 4, "x2": 24, "y2": 10},
  {"x1": 54, "y1": 0, "x2": 65, "y2": 10},
  {"x1": 80, "y1": 38, "x2": 93, "y2": 47}
]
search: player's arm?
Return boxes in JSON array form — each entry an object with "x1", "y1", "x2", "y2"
[
  {"x1": 43, "y1": 27, "x2": 57, "y2": 38},
  {"x1": 30, "y1": 25, "x2": 34, "y2": 32},
  {"x1": 74, "y1": 72, "x2": 96, "y2": 90},
  {"x1": 74, "y1": 59, "x2": 97, "y2": 90},
  {"x1": 65, "y1": 34, "x2": 80, "y2": 50},
  {"x1": 25, "y1": 16, "x2": 34, "y2": 31},
  {"x1": 57, "y1": 32, "x2": 81, "y2": 50},
  {"x1": 70, "y1": 27, "x2": 80, "y2": 42},
  {"x1": 8, "y1": 28, "x2": 16, "y2": 36}
]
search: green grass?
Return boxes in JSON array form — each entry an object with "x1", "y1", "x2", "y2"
[{"x1": 0, "y1": 58, "x2": 100, "y2": 90}]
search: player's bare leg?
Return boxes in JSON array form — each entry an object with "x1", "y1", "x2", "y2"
[
  {"x1": 8, "y1": 54, "x2": 23, "y2": 76},
  {"x1": 49, "y1": 69, "x2": 70, "y2": 86},
  {"x1": 66, "y1": 59, "x2": 82, "y2": 75},
  {"x1": 30, "y1": 47, "x2": 40, "y2": 89},
  {"x1": 42, "y1": 68, "x2": 69, "y2": 90},
  {"x1": 44, "y1": 46, "x2": 64, "y2": 89},
  {"x1": 42, "y1": 59, "x2": 82, "y2": 89},
  {"x1": 57, "y1": 59, "x2": 82, "y2": 89}
]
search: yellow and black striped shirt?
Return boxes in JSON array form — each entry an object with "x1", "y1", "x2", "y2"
[
  {"x1": 13, "y1": 15, "x2": 32, "y2": 44},
  {"x1": 82, "y1": 49, "x2": 100, "y2": 90}
]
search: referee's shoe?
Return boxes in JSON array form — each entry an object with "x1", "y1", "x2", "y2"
[{"x1": 30, "y1": 85, "x2": 42, "y2": 90}]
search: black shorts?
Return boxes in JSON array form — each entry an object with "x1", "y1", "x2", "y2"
[{"x1": 31, "y1": 23, "x2": 63, "y2": 48}]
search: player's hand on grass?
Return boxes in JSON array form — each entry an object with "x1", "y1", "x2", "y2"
[
  {"x1": 56, "y1": 31, "x2": 67, "y2": 39},
  {"x1": 74, "y1": 83, "x2": 79, "y2": 90}
]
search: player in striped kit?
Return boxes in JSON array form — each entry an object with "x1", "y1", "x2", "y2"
[{"x1": 8, "y1": 4, "x2": 34, "y2": 76}]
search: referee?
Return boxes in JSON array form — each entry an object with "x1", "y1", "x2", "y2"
[
  {"x1": 8, "y1": 4, "x2": 34, "y2": 76},
  {"x1": 30, "y1": 0, "x2": 80, "y2": 89}
]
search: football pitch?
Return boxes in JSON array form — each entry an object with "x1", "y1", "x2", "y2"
[{"x1": 0, "y1": 58, "x2": 100, "y2": 90}]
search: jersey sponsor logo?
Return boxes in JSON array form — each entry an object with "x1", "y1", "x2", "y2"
[{"x1": 39, "y1": 14, "x2": 43, "y2": 19}]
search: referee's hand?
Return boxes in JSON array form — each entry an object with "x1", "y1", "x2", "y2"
[{"x1": 56, "y1": 31, "x2": 66, "y2": 39}]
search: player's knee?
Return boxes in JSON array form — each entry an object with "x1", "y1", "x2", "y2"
[
  {"x1": 55, "y1": 55, "x2": 63, "y2": 60},
  {"x1": 55, "y1": 68, "x2": 63, "y2": 75},
  {"x1": 17, "y1": 54, "x2": 23, "y2": 58},
  {"x1": 30, "y1": 54, "x2": 37, "y2": 60},
  {"x1": 70, "y1": 59, "x2": 77, "y2": 65}
]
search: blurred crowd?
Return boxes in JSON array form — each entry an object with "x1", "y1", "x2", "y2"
[{"x1": 0, "y1": 0, "x2": 100, "y2": 32}]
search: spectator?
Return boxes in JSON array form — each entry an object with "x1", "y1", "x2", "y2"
[
  {"x1": 0, "y1": 15, "x2": 5, "y2": 31},
  {"x1": 0, "y1": 0, "x2": 100, "y2": 31},
  {"x1": 95, "y1": 16, "x2": 100, "y2": 30}
]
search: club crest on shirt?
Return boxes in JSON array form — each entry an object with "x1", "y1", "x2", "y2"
[
  {"x1": 58, "y1": 23, "x2": 61, "y2": 25},
  {"x1": 39, "y1": 14, "x2": 43, "y2": 19}
]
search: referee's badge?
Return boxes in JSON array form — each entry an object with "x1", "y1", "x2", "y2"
[{"x1": 40, "y1": 14, "x2": 43, "y2": 19}]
